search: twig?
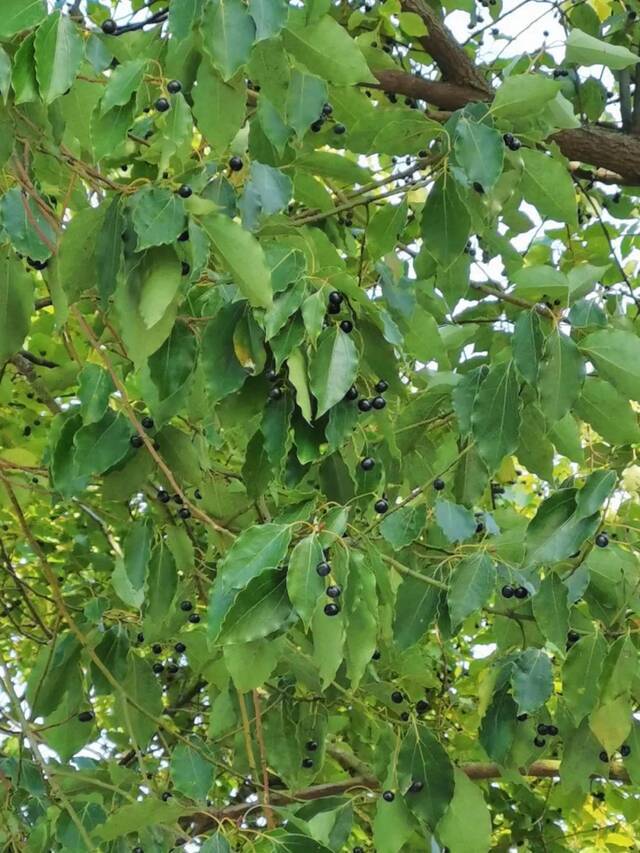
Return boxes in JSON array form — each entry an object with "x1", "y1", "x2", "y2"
[{"x1": 252, "y1": 690, "x2": 274, "y2": 829}]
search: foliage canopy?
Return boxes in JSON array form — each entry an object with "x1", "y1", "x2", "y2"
[{"x1": 1, "y1": 0, "x2": 640, "y2": 850}]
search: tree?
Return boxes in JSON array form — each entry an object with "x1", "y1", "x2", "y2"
[{"x1": 0, "y1": 0, "x2": 640, "y2": 848}]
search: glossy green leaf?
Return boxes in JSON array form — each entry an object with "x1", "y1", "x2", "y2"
[
  {"x1": 519, "y1": 149, "x2": 577, "y2": 227},
  {"x1": 454, "y1": 117, "x2": 504, "y2": 191},
  {"x1": 398, "y1": 726, "x2": 454, "y2": 829},
  {"x1": 203, "y1": 214, "x2": 273, "y2": 308},
  {"x1": 286, "y1": 533, "x2": 325, "y2": 628},
  {"x1": 34, "y1": 12, "x2": 83, "y2": 104},
  {"x1": 421, "y1": 177, "x2": 470, "y2": 270},
  {"x1": 0, "y1": 253, "x2": 33, "y2": 363},
  {"x1": 532, "y1": 573, "x2": 569, "y2": 650},
  {"x1": 219, "y1": 523, "x2": 292, "y2": 590},
  {"x1": 203, "y1": 0, "x2": 256, "y2": 80},
  {"x1": 566, "y1": 29, "x2": 640, "y2": 69},
  {"x1": 580, "y1": 328, "x2": 640, "y2": 402},
  {"x1": 539, "y1": 330, "x2": 584, "y2": 423},
  {"x1": 471, "y1": 360, "x2": 521, "y2": 473},
  {"x1": 170, "y1": 738, "x2": 215, "y2": 801},
  {"x1": 309, "y1": 326, "x2": 359, "y2": 418},
  {"x1": 448, "y1": 553, "x2": 495, "y2": 628},
  {"x1": 511, "y1": 648, "x2": 553, "y2": 714}
]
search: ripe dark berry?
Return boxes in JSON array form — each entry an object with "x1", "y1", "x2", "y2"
[
  {"x1": 152, "y1": 643, "x2": 162, "y2": 654},
  {"x1": 408, "y1": 780, "x2": 423, "y2": 793},
  {"x1": 537, "y1": 723, "x2": 548, "y2": 736},
  {"x1": 181, "y1": 261, "x2": 190, "y2": 276},
  {"x1": 302, "y1": 757, "x2": 314, "y2": 768},
  {"x1": 78, "y1": 711, "x2": 94, "y2": 722},
  {"x1": 472, "y1": 181, "x2": 484, "y2": 194},
  {"x1": 269, "y1": 387, "x2": 283, "y2": 400},
  {"x1": 157, "y1": 489, "x2": 170, "y2": 503},
  {"x1": 514, "y1": 586, "x2": 528, "y2": 599},
  {"x1": 167, "y1": 663, "x2": 179, "y2": 674},
  {"x1": 345, "y1": 385, "x2": 358, "y2": 401},
  {"x1": 174, "y1": 494, "x2": 184, "y2": 504},
  {"x1": 141, "y1": 416, "x2": 154, "y2": 429},
  {"x1": 130, "y1": 435, "x2": 144, "y2": 448},
  {"x1": 178, "y1": 229, "x2": 189, "y2": 242},
  {"x1": 175, "y1": 642, "x2": 186, "y2": 653},
  {"x1": 596, "y1": 533, "x2": 609, "y2": 548},
  {"x1": 599, "y1": 751, "x2": 609, "y2": 763},
  {"x1": 180, "y1": 600, "x2": 193, "y2": 612},
  {"x1": 433, "y1": 478, "x2": 445, "y2": 491},
  {"x1": 400, "y1": 711, "x2": 410, "y2": 721},
  {"x1": 306, "y1": 740, "x2": 318, "y2": 751},
  {"x1": 503, "y1": 132, "x2": 514, "y2": 147},
  {"x1": 153, "y1": 663, "x2": 164, "y2": 674},
  {"x1": 547, "y1": 725, "x2": 559, "y2": 736},
  {"x1": 178, "y1": 184, "x2": 192, "y2": 198},
  {"x1": 324, "y1": 602, "x2": 340, "y2": 616},
  {"x1": 501, "y1": 585, "x2": 514, "y2": 598},
  {"x1": 391, "y1": 690, "x2": 403, "y2": 704},
  {"x1": 188, "y1": 613, "x2": 201, "y2": 623},
  {"x1": 508, "y1": 137, "x2": 521, "y2": 151},
  {"x1": 416, "y1": 699, "x2": 429, "y2": 713},
  {"x1": 353, "y1": 848, "x2": 364, "y2": 853},
  {"x1": 534, "y1": 736, "x2": 546, "y2": 748},
  {"x1": 372, "y1": 649, "x2": 381, "y2": 660},
  {"x1": 266, "y1": 368, "x2": 278, "y2": 381},
  {"x1": 137, "y1": 632, "x2": 144, "y2": 643},
  {"x1": 167, "y1": 79, "x2": 182, "y2": 94},
  {"x1": 310, "y1": 119, "x2": 324, "y2": 132},
  {"x1": 372, "y1": 396, "x2": 386, "y2": 410},
  {"x1": 382, "y1": 790, "x2": 395, "y2": 802},
  {"x1": 334, "y1": 124, "x2": 346, "y2": 135},
  {"x1": 327, "y1": 301, "x2": 341, "y2": 314},
  {"x1": 375, "y1": 379, "x2": 388, "y2": 393},
  {"x1": 326, "y1": 585, "x2": 341, "y2": 598},
  {"x1": 328, "y1": 290, "x2": 343, "y2": 306},
  {"x1": 361, "y1": 457, "x2": 375, "y2": 471},
  {"x1": 194, "y1": 489, "x2": 202, "y2": 500},
  {"x1": 316, "y1": 561, "x2": 331, "y2": 577},
  {"x1": 358, "y1": 398, "x2": 372, "y2": 412},
  {"x1": 517, "y1": 713, "x2": 528, "y2": 722},
  {"x1": 229, "y1": 156, "x2": 243, "y2": 171},
  {"x1": 621, "y1": 744, "x2": 631, "y2": 757},
  {"x1": 339, "y1": 319, "x2": 353, "y2": 333},
  {"x1": 375, "y1": 498, "x2": 389, "y2": 513},
  {"x1": 161, "y1": 791, "x2": 172, "y2": 801},
  {"x1": 155, "y1": 97, "x2": 170, "y2": 113},
  {"x1": 178, "y1": 507, "x2": 191, "y2": 520},
  {"x1": 101, "y1": 18, "x2": 117, "y2": 34},
  {"x1": 567, "y1": 630, "x2": 580, "y2": 643},
  {"x1": 322, "y1": 103, "x2": 333, "y2": 116}
]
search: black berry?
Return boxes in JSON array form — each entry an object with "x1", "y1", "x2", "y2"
[
  {"x1": 161, "y1": 791, "x2": 172, "y2": 801},
  {"x1": 433, "y1": 478, "x2": 445, "y2": 491},
  {"x1": 537, "y1": 723, "x2": 548, "y2": 736},
  {"x1": 400, "y1": 711, "x2": 410, "y2": 721},
  {"x1": 130, "y1": 435, "x2": 144, "y2": 448},
  {"x1": 503, "y1": 132, "x2": 514, "y2": 147},
  {"x1": 141, "y1": 416, "x2": 154, "y2": 429},
  {"x1": 547, "y1": 725, "x2": 559, "y2": 736},
  {"x1": 322, "y1": 103, "x2": 333, "y2": 116},
  {"x1": 178, "y1": 230, "x2": 189, "y2": 242},
  {"x1": 167, "y1": 663, "x2": 179, "y2": 674},
  {"x1": 266, "y1": 369, "x2": 278, "y2": 382},
  {"x1": 302, "y1": 757, "x2": 313, "y2": 768},
  {"x1": 306, "y1": 740, "x2": 318, "y2": 751},
  {"x1": 372, "y1": 650, "x2": 381, "y2": 660},
  {"x1": 416, "y1": 699, "x2": 429, "y2": 713},
  {"x1": 567, "y1": 630, "x2": 579, "y2": 643},
  {"x1": 382, "y1": 790, "x2": 395, "y2": 802},
  {"x1": 599, "y1": 751, "x2": 609, "y2": 763},
  {"x1": 180, "y1": 600, "x2": 193, "y2": 612},
  {"x1": 374, "y1": 498, "x2": 389, "y2": 513},
  {"x1": 334, "y1": 124, "x2": 346, "y2": 135},
  {"x1": 391, "y1": 690, "x2": 403, "y2": 704},
  {"x1": 78, "y1": 711, "x2": 94, "y2": 723},
  {"x1": 345, "y1": 385, "x2": 358, "y2": 401},
  {"x1": 178, "y1": 184, "x2": 192, "y2": 198},
  {"x1": 153, "y1": 663, "x2": 164, "y2": 674},
  {"x1": 361, "y1": 457, "x2": 375, "y2": 471},
  {"x1": 157, "y1": 489, "x2": 170, "y2": 503},
  {"x1": 152, "y1": 643, "x2": 162, "y2": 654},
  {"x1": 534, "y1": 736, "x2": 546, "y2": 748},
  {"x1": 328, "y1": 302, "x2": 341, "y2": 314},
  {"x1": 517, "y1": 713, "x2": 528, "y2": 722},
  {"x1": 269, "y1": 387, "x2": 283, "y2": 401},
  {"x1": 181, "y1": 261, "x2": 190, "y2": 276},
  {"x1": 175, "y1": 642, "x2": 186, "y2": 653},
  {"x1": 167, "y1": 79, "x2": 182, "y2": 94},
  {"x1": 326, "y1": 585, "x2": 341, "y2": 598},
  {"x1": 501, "y1": 585, "x2": 514, "y2": 598},
  {"x1": 316, "y1": 561, "x2": 331, "y2": 577},
  {"x1": 358, "y1": 398, "x2": 372, "y2": 412},
  {"x1": 621, "y1": 744, "x2": 631, "y2": 757},
  {"x1": 101, "y1": 18, "x2": 117, "y2": 34},
  {"x1": 229, "y1": 156, "x2": 243, "y2": 171},
  {"x1": 188, "y1": 613, "x2": 201, "y2": 623},
  {"x1": 595, "y1": 533, "x2": 609, "y2": 548},
  {"x1": 514, "y1": 586, "x2": 528, "y2": 599},
  {"x1": 408, "y1": 780, "x2": 424, "y2": 793},
  {"x1": 310, "y1": 119, "x2": 324, "y2": 132},
  {"x1": 194, "y1": 489, "x2": 202, "y2": 500},
  {"x1": 372, "y1": 396, "x2": 386, "y2": 410},
  {"x1": 340, "y1": 319, "x2": 353, "y2": 333},
  {"x1": 155, "y1": 97, "x2": 170, "y2": 113},
  {"x1": 178, "y1": 507, "x2": 191, "y2": 519},
  {"x1": 328, "y1": 290, "x2": 343, "y2": 306},
  {"x1": 375, "y1": 379, "x2": 388, "y2": 393},
  {"x1": 472, "y1": 181, "x2": 484, "y2": 194},
  {"x1": 324, "y1": 602, "x2": 340, "y2": 616},
  {"x1": 137, "y1": 632, "x2": 144, "y2": 643}
]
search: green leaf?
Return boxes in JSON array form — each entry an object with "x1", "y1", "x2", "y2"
[
  {"x1": 94, "y1": 798, "x2": 185, "y2": 843},
  {"x1": 492, "y1": 74, "x2": 560, "y2": 118},
  {"x1": 511, "y1": 648, "x2": 553, "y2": 714},
  {"x1": 394, "y1": 574, "x2": 441, "y2": 650},
  {"x1": 78, "y1": 364, "x2": 114, "y2": 425},
  {"x1": 512, "y1": 311, "x2": 544, "y2": 385},
  {"x1": 203, "y1": 214, "x2": 273, "y2": 309},
  {"x1": 398, "y1": 726, "x2": 454, "y2": 829},
  {"x1": 448, "y1": 553, "x2": 495, "y2": 628},
  {"x1": 367, "y1": 198, "x2": 407, "y2": 260},
  {"x1": 130, "y1": 187, "x2": 186, "y2": 251},
  {"x1": 286, "y1": 533, "x2": 325, "y2": 628},
  {"x1": 193, "y1": 60, "x2": 246, "y2": 155},
  {"x1": 34, "y1": 12, "x2": 83, "y2": 104},
  {"x1": 284, "y1": 17, "x2": 374, "y2": 85},
  {"x1": 580, "y1": 328, "x2": 640, "y2": 402},
  {"x1": 538, "y1": 330, "x2": 584, "y2": 423},
  {"x1": 149, "y1": 323, "x2": 197, "y2": 401},
  {"x1": 512, "y1": 265, "x2": 568, "y2": 304},
  {"x1": 566, "y1": 28, "x2": 640, "y2": 70},
  {"x1": 563, "y1": 632, "x2": 606, "y2": 724},
  {"x1": 434, "y1": 499, "x2": 476, "y2": 543},
  {"x1": 26, "y1": 632, "x2": 81, "y2": 717},
  {"x1": 138, "y1": 246, "x2": 182, "y2": 329},
  {"x1": 95, "y1": 198, "x2": 124, "y2": 306},
  {"x1": 203, "y1": 0, "x2": 256, "y2": 80},
  {"x1": 249, "y1": 0, "x2": 287, "y2": 40},
  {"x1": 479, "y1": 690, "x2": 517, "y2": 763},
  {"x1": 219, "y1": 569, "x2": 292, "y2": 643},
  {"x1": 380, "y1": 504, "x2": 426, "y2": 550},
  {"x1": 532, "y1": 573, "x2": 569, "y2": 650},
  {"x1": 454, "y1": 118, "x2": 504, "y2": 191},
  {"x1": 170, "y1": 738, "x2": 215, "y2": 801},
  {"x1": 201, "y1": 303, "x2": 247, "y2": 402},
  {"x1": 117, "y1": 654, "x2": 163, "y2": 748},
  {"x1": 519, "y1": 149, "x2": 577, "y2": 227},
  {"x1": 344, "y1": 551, "x2": 377, "y2": 688},
  {"x1": 525, "y1": 489, "x2": 599, "y2": 565},
  {"x1": 437, "y1": 769, "x2": 492, "y2": 853},
  {"x1": 285, "y1": 69, "x2": 328, "y2": 137},
  {"x1": 144, "y1": 542, "x2": 178, "y2": 634},
  {"x1": 73, "y1": 410, "x2": 131, "y2": 479},
  {"x1": 0, "y1": 253, "x2": 33, "y2": 363},
  {"x1": 55, "y1": 204, "x2": 107, "y2": 304},
  {"x1": 590, "y1": 697, "x2": 632, "y2": 756},
  {"x1": 240, "y1": 161, "x2": 292, "y2": 230},
  {"x1": 100, "y1": 59, "x2": 146, "y2": 114},
  {"x1": 119, "y1": 520, "x2": 153, "y2": 603},
  {"x1": 288, "y1": 346, "x2": 313, "y2": 422},
  {"x1": 421, "y1": 177, "x2": 470, "y2": 270},
  {"x1": 471, "y1": 360, "x2": 521, "y2": 473},
  {"x1": 219, "y1": 523, "x2": 292, "y2": 590},
  {"x1": 0, "y1": 186, "x2": 56, "y2": 261},
  {"x1": 574, "y1": 376, "x2": 640, "y2": 445},
  {"x1": 224, "y1": 637, "x2": 285, "y2": 691},
  {"x1": 309, "y1": 326, "x2": 359, "y2": 418},
  {"x1": 0, "y1": 0, "x2": 46, "y2": 38}
]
